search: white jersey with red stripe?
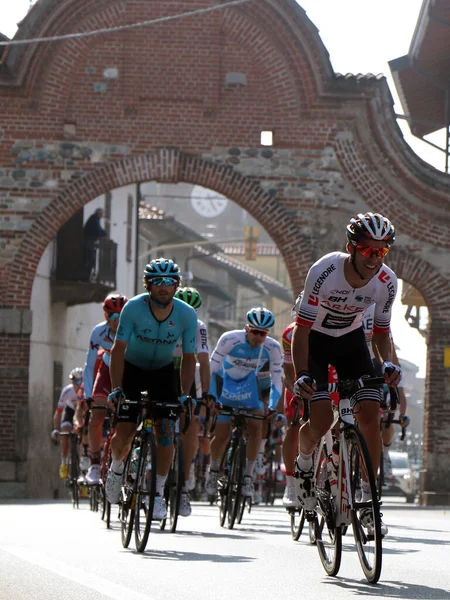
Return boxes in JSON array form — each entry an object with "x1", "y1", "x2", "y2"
[
  {"x1": 296, "y1": 252, "x2": 397, "y2": 337},
  {"x1": 83, "y1": 321, "x2": 115, "y2": 398},
  {"x1": 56, "y1": 384, "x2": 79, "y2": 412}
]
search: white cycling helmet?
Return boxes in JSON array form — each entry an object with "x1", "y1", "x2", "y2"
[
  {"x1": 347, "y1": 212, "x2": 395, "y2": 245},
  {"x1": 69, "y1": 367, "x2": 83, "y2": 381},
  {"x1": 246, "y1": 307, "x2": 275, "y2": 330}
]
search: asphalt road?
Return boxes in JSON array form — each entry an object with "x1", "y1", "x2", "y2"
[{"x1": 1, "y1": 497, "x2": 449, "y2": 600}]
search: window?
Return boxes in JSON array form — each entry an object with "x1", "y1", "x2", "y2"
[
  {"x1": 261, "y1": 131, "x2": 273, "y2": 146},
  {"x1": 53, "y1": 361, "x2": 63, "y2": 408},
  {"x1": 126, "y1": 194, "x2": 133, "y2": 262}
]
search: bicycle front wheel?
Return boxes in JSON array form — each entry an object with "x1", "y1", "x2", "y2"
[
  {"x1": 347, "y1": 427, "x2": 382, "y2": 584},
  {"x1": 227, "y1": 438, "x2": 246, "y2": 529},
  {"x1": 120, "y1": 451, "x2": 136, "y2": 549},
  {"x1": 289, "y1": 507, "x2": 306, "y2": 541},
  {"x1": 314, "y1": 444, "x2": 342, "y2": 576},
  {"x1": 134, "y1": 435, "x2": 157, "y2": 553}
]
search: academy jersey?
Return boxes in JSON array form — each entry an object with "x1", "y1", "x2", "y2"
[
  {"x1": 210, "y1": 330, "x2": 283, "y2": 411},
  {"x1": 115, "y1": 294, "x2": 197, "y2": 370},
  {"x1": 173, "y1": 318, "x2": 209, "y2": 368},
  {"x1": 84, "y1": 321, "x2": 115, "y2": 398},
  {"x1": 296, "y1": 252, "x2": 397, "y2": 337}
]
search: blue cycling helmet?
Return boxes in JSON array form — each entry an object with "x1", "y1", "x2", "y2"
[
  {"x1": 246, "y1": 307, "x2": 275, "y2": 330},
  {"x1": 144, "y1": 258, "x2": 180, "y2": 278}
]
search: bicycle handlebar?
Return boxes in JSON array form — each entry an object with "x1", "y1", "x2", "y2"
[{"x1": 218, "y1": 405, "x2": 266, "y2": 420}]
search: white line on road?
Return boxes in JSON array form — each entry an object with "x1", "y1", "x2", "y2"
[{"x1": 3, "y1": 544, "x2": 156, "y2": 600}]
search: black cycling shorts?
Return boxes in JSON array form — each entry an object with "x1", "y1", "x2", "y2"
[
  {"x1": 117, "y1": 360, "x2": 179, "y2": 424},
  {"x1": 308, "y1": 327, "x2": 378, "y2": 405}
]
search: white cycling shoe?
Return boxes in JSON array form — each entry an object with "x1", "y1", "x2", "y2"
[
  {"x1": 283, "y1": 482, "x2": 301, "y2": 508},
  {"x1": 153, "y1": 494, "x2": 167, "y2": 520},
  {"x1": 242, "y1": 476, "x2": 254, "y2": 500},
  {"x1": 86, "y1": 464, "x2": 101, "y2": 485},
  {"x1": 205, "y1": 470, "x2": 219, "y2": 496}
]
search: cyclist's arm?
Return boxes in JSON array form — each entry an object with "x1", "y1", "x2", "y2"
[
  {"x1": 209, "y1": 333, "x2": 234, "y2": 397},
  {"x1": 53, "y1": 408, "x2": 62, "y2": 430},
  {"x1": 110, "y1": 340, "x2": 127, "y2": 390},
  {"x1": 283, "y1": 362, "x2": 295, "y2": 395},
  {"x1": 268, "y1": 342, "x2": 283, "y2": 411},
  {"x1": 197, "y1": 352, "x2": 210, "y2": 396},
  {"x1": 392, "y1": 340, "x2": 407, "y2": 414},
  {"x1": 180, "y1": 310, "x2": 198, "y2": 396},
  {"x1": 180, "y1": 353, "x2": 196, "y2": 396},
  {"x1": 372, "y1": 271, "x2": 398, "y2": 364},
  {"x1": 83, "y1": 328, "x2": 100, "y2": 399},
  {"x1": 292, "y1": 324, "x2": 311, "y2": 376}
]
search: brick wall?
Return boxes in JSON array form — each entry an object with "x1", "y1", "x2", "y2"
[{"x1": 0, "y1": 0, "x2": 449, "y2": 503}]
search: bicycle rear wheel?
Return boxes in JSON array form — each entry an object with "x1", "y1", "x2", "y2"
[
  {"x1": 347, "y1": 427, "x2": 382, "y2": 584},
  {"x1": 314, "y1": 444, "x2": 342, "y2": 576},
  {"x1": 289, "y1": 508, "x2": 306, "y2": 541},
  {"x1": 162, "y1": 435, "x2": 184, "y2": 533},
  {"x1": 227, "y1": 438, "x2": 246, "y2": 529},
  {"x1": 376, "y1": 449, "x2": 384, "y2": 501},
  {"x1": 134, "y1": 435, "x2": 157, "y2": 552}
]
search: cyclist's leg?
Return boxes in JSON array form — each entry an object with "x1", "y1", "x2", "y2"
[
  {"x1": 86, "y1": 362, "x2": 110, "y2": 483},
  {"x1": 282, "y1": 391, "x2": 301, "y2": 506},
  {"x1": 205, "y1": 419, "x2": 231, "y2": 495},
  {"x1": 106, "y1": 360, "x2": 141, "y2": 503},
  {"x1": 333, "y1": 329, "x2": 380, "y2": 477},
  {"x1": 60, "y1": 407, "x2": 74, "y2": 478}
]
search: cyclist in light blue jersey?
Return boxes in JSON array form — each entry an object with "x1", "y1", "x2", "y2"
[
  {"x1": 105, "y1": 258, "x2": 198, "y2": 520},
  {"x1": 205, "y1": 307, "x2": 283, "y2": 500}
]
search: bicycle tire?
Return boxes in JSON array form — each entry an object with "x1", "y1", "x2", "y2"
[
  {"x1": 346, "y1": 426, "x2": 382, "y2": 584},
  {"x1": 377, "y1": 449, "x2": 384, "y2": 501},
  {"x1": 120, "y1": 452, "x2": 136, "y2": 548},
  {"x1": 134, "y1": 434, "x2": 157, "y2": 553},
  {"x1": 314, "y1": 444, "x2": 342, "y2": 576},
  {"x1": 289, "y1": 508, "x2": 306, "y2": 541},
  {"x1": 219, "y1": 441, "x2": 231, "y2": 527},
  {"x1": 169, "y1": 435, "x2": 184, "y2": 533},
  {"x1": 227, "y1": 437, "x2": 246, "y2": 529}
]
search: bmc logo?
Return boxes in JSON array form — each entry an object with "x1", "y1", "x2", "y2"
[
  {"x1": 308, "y1": 294, "x2": 319, "y2": 306},
  {"x1": 378, "y1": 270, "x2": 390, "y2": 283}
]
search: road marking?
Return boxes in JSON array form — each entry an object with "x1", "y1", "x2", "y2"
[{"x1": 3, "y1": 545, "x2": 156, "y2": 600}]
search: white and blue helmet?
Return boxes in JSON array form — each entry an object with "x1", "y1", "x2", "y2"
[
  {"x1": 246, "y1": 307, "x2": 275, "y2": 330},
  {"x1": 144, "y1": 258, "x2": 180, "y2": 278}
]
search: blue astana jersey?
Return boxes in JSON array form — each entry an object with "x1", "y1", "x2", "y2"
[{"x1": 115, "y1": 294, "x2": 197, "y2": 370}]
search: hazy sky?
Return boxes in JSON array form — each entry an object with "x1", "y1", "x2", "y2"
[{"x1": 0, "y1": 0, "x2": 431, "y2": 376}]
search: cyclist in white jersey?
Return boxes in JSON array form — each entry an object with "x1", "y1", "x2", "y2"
[
  {"x1": 292, "y1": 213, "x2": 402, "y2": 536},
  {"x1": 51, "y1": 367, "x2": 84, "y2": 479},
  {"x1": 173, "y1": 287, "x2": 211, "y2": 513},
  {"x1": 205, "y1": 307, "x2": 283, "y2": 500},
  {"x1": 83, "y1": 293, "x2": 128, "y2": 485}
]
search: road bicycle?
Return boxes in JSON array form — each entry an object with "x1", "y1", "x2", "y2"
[
  {"x1": 301, "y1": 375, "x2": 387, "y2": 584},
  {"x1": 216, "y1": 405, "x2": 265, "y2": 530},
  {"x1": 119, "y1": 394, "x2": 191, "y2": 552}
]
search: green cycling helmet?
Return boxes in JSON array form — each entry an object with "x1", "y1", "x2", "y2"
[{"x1": 175, "y1": 287, "x2": 202, "y2": 309}]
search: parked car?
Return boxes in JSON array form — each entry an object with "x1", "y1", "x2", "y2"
[{"x1": 384, "y1": 450, "x2": 416, "y2": 503}]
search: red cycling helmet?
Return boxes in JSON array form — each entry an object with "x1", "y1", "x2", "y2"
[{"x1": 103, "y1": 293, "x2": 128, "y2": 314}]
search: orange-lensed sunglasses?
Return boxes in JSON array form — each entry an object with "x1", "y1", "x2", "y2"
[{"x1": 354, "y1": 242, "x2": 390, "y2": 259}]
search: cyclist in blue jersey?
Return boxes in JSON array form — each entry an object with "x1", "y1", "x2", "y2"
[
  {"x1": 105, "y1": 258, "x2": 198, "y2": 520},
  {"x1": 205, "y1": 307, "x2": 283, "y2": 500}
]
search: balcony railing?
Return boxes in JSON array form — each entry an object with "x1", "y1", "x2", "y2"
[{"x1": 51, "y1": 238, "x2": 117, "y2": 305}]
